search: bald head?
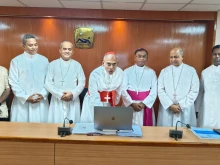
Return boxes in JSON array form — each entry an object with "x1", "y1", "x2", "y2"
[
  {"x1": 102, "y1": 52, "x2": 118, "y2": 75},
  {"x1": 170, "y1": 47, "x2": 184, "y2": 66}
]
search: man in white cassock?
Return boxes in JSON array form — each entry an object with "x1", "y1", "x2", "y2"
[
  {"x1": 45, "y1": 41, "x2": 85, "y2": 124},
  {"x1": 122, "y1": 48, "x2": 157, "y2": 126},
  {"x1": 157, "y1": 47, "x2": 199, "y2": 127},
  {"x1": 80, "y1": 52, "x2": 123, "y2": 123},
  {"x1": 195, "y1": 45, "x2": 220, "y2": 128},
  {"x1": 9, "y1": 34, "x2": 49, "y2": 122}
]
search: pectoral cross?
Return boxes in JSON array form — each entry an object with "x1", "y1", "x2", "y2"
[
  {"x1": 104, "y1": 93, "x2": 111, "y2": 103},
  {"x1": 60, "y1": 80, "x2": 64, "y2": 86}
]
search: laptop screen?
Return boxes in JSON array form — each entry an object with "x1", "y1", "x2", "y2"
[{"x1": 94, "y1": 106, "x2": 133, "y2": 130}]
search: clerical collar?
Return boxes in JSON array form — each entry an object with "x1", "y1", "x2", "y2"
[
  {"x1": 213, "y1": 64, "x2": 220, "y2": 67},
  {"x1": 135, "y1": 64, "x2": 145, "y2": 70},
  {"x1": 173, "y1": 62, "x2": 183, "y2": 70},
  {"x1": 60, "y1": 57, "x2": 71, "y2": 64},
  {"x1": 24, "y1": 51, "x2": 37, "y2": 58}
]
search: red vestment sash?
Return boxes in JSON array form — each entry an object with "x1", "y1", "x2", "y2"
[{"x1": 98, "y1": 90, "x2": 116, "y2": 107}]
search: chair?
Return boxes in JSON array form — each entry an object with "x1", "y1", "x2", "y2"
[{"x1": 79, "y1": 88, "x2": 88, "y2": 111}]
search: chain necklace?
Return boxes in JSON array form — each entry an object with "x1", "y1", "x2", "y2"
[
  {"x1": 103, "y1": 68, "x2": 113, "y2": 90},
  {"x1": 172, "y1": 64, "x2": 184, "y2": 101},
  {"x1": 134, "y1": 65, "x2": 145, "y2": 95},
  {"x1": 59, "y1": 59, "x2": 72, "y2": 86}
]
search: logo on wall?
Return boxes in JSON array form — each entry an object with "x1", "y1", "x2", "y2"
[{"x1": 74, "y1": 27, "x2": 94, "y2": 49}]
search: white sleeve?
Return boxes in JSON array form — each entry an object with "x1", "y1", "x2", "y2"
[
  {"x1": 45, "y1": 64, "x2": 63, "y2": 100},
  {"x1": 9, "y1": 59, "x2": 29, "y2": 104},
  {"x1": 179, "y1": 69, "x2": 200, "y2": 111},
  {"x1": 71, "y1": 64, "x2": 86, "y2": 100},
  {"x1": 88, "y1": 73, "x2": 103, "y2": 106},
  {"x1": 142, "y1": 71, "x2": 157, "y2": 108},
  {"x1": 121, "y1": 70, "x2": 134, "y2": 107},
  {"x1": 158, "y1": 69, "x2": 173, "y2": 110}
]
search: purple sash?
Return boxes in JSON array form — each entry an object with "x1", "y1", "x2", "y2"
[{"x1": 127, "y1": 90, "x2": 153, "y2": 126}]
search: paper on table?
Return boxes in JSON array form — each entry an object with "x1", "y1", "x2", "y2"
[
  {"x1": 72, "y1": 123, "x2": 116, "y2": 135},
  {"x1": 117, "y1": 125, "x2": 142, "y2": 137}
]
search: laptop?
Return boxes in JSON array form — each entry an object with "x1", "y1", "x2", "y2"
[
  {"x1": 213, "y1": 129, "x2": 220, "y2": 135},
  {"x1": 94, "y1": 106, "x2": 133, "y2": 131}
]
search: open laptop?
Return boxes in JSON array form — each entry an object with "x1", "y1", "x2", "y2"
[{"x1": 94, "y1": 106, "x2": 133, "y2": 131}]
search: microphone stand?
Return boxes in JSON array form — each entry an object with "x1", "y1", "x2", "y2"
[
  {"x1": 169, "y1": 121, "x2": 191, "y2": 141},
  {"x1": 58, "y1": 117, "x2": 73, "y2": 137}
]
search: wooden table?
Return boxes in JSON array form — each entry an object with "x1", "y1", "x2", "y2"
[{"x1": 0, "y1": 122, "x2": 220, "y2": 165}]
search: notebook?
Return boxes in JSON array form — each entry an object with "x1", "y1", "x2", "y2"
[{"x1": 94, "y1": 106, "x2": 133, "y2": 131}]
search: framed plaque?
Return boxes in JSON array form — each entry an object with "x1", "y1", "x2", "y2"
[{"x1": 74, "y1": 27, "x2": 94, "y2": 49}]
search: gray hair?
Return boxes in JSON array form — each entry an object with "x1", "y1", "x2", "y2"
[
  {"x1": 170, "y1": 47, "x2": 184, "y2": 56},
  {"x1": 60, "y1": 41, "x2": 73, "y2": 49},
  {"x1": 22, "y1": 34, "x2": 36, "y2": 45},
  {"x1": 177, "y1": 48, "x2": 184, "y2": 56},
  {"x1": 103, "y1": 53, "x2": 118, "y2": 62}
]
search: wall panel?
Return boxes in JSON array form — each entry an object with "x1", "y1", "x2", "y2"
[{"x1": 0, "y1": 9, "x2": 215, "y2": 118}]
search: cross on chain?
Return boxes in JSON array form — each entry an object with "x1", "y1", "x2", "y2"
[{"x1": 60, "y1": 80, "x2": 65, "y2": 86}]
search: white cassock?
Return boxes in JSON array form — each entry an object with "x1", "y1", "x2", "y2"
[
  {"x1": 122, "y1": 65, "x2": 157, "y2": 126},
  {"x1": 195, "y1": 65, "x2": 220, "y2": 128},
  {"x1": 157, "y1": 63, "x2": 199, "y2": 127},
  {"x1": 45, "y1": 58, "x2": 85, "y2": 124},
  {"x1": 80, "y1": 66, "x2": 123, "y2": 123},
  {"x1": 9, "y1": 52, "x2": 49, "y2": 122}
]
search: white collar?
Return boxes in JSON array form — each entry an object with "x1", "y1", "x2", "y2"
[
  {"x1": 24, "y1": 51, "x2": 37, "y2": 58},
  {"x1": 60, "y1": 57, "x2": 72, "y2": 64},
  {"x1": 135, "y1": 64, "x2": 145, "y2": 70},
  {"x1": 172, "y1": 63, "x2": 183, "y2": 70}
]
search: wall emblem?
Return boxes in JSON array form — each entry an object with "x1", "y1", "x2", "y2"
[{"x1": 74, "y1": 27, "x2": 94, "y2": 49}]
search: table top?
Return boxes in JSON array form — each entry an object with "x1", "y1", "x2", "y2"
[{"x1": 0, "y1": 122, "x2": 220, "y2": 147}]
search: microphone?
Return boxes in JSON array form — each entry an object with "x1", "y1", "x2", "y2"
[
  {"x1": 58, "y1": 117, "x2": 73, "y2": 137},
  {"x1": 169, "y1": 121, "x2": 191, "y2": 141}
]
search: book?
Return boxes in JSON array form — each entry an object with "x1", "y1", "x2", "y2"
[
  {"x1": 190, "y1": 127, "x2": 220, "y2": 139},
  {"x1": 116, "y1": 125, "x2": 142, "y2": 137}
]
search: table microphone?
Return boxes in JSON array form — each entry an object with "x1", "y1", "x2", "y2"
[
  {"x1": 169, "y1": 121, "x2": 191, "y2": 141},
  {"x1": 58, "y1": 117, "x2": 73, "y2": 137}
]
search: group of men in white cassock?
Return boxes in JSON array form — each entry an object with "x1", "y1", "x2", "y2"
[{"x1": 2, "y1": 33, "x2": 220, "y2": 128}]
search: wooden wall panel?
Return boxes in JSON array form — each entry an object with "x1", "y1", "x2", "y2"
[
  {"x1": 0, "y1": 9, "x2": 215, "y2": 118},
  {"x1": 0, "y1": 17, "x2": 212, "y2": 79}
]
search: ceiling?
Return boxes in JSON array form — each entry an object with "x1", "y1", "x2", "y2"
[{"x1": 1, "y1": 0, "x2": 220, "y2": 11}]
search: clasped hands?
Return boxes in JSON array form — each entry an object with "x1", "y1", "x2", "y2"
[
  {"x1": 61, "y1": 92, "x2": 73, "y2": 101},
  {"x1": 169, "y1": 104, "x2": 181, "y2": 114},
  {"x1": 27, "y1": 94, "x2": 43, "y2": 104},
  {"x1": 131, "y1": 102, "x2": 145, "y2": 112}
]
